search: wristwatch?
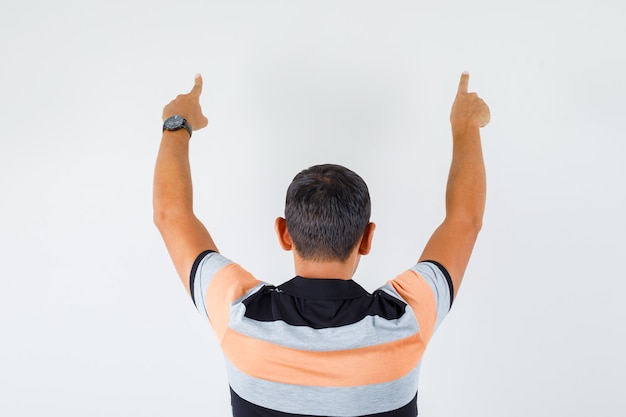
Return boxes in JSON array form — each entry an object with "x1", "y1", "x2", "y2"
[{"x1": 163, "y1": 115, "x2": 192, "y2": 138}]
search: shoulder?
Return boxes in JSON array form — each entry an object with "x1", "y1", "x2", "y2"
[
  {"x1": 411, "y1": 260, "x2": 454, "y2": 309},
  {"x1": 384, "y1": 261, "x2": 454, "y2": 337},
  {"x1": 386, "y1": 261, "x2": 453, "y2": 305},
  {"x1": 190, "y1": 250, "x2": 264, "y2": 314}
]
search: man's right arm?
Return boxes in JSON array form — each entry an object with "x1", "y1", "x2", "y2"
[{"x1": 419, "y1": 72, "x2": 491, "y2": 299}]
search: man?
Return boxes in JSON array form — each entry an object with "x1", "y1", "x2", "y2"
[{"x1": 153, "y1": 72, "x2": 490, "y2": 417}]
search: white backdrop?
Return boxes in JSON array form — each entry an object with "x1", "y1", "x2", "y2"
[{"x1": 1, "y1": 1, "x2": 624, "y2": 416}]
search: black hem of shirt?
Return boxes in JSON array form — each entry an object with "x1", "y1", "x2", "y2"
[
  {"x1": 420, "y1": 259, "x2": 454, "y2": 309},
  {"x1": 189, "y1": 249, "x2": 216, "y2": 307},
  {"x1": 230, "y1": 386, "x2": 418, "y2": 417}
]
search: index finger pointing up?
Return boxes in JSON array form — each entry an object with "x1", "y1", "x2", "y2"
[
  {"x1": 457, "y1": 71, "x2": 469, "y2": 94},
  {"x1": 190, "y1": 73, "x2": 203, "y2": 96}
]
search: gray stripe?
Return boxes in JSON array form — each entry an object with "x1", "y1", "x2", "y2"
[
  {"x1": 411, "y1": 262, "x2": 452, "y2": 330},
  {"x1": 230, "y1": 299, "x2": 419, "y2": 351},
  {"x1": 192, "y1": 252, "x2": 233, "y2": 317},
  {"x1": 225, "y1": 357, "x2": 420, "y2": 416}
]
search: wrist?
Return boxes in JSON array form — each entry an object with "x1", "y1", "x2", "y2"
[
  {"x1": 451, "y1": 120, "x2": 480, "y2": 136},
  {"x1": 162, "y1": 128, "x2": 191, "y2": 141},
  {"x1": 163, "y1": 115, "x2": 193, "y2": 138}
]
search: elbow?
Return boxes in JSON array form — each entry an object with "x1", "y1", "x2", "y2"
[
  {"x1": 153, "y1": 203, "x2": 196, "y2": 232},
  {"x1": 153, "y1": 209, "x2": 166, "y2": 230},
  {"x1": 471, "y1": 215, "x2": 483, "y2": 233},
  {"x1": 153, "y1": 193, "x2": 188, "y2": 230},
  {"x1": 446, "y1": 212, "x2": 483, "y2": 236},
  {"x1": 153, "y1": 207, "x2": 170, "y2": 232},
  {"x1": 153, "y1": 196, "x2": 166, "y2": 229},
  {"x1": 152, "y1": 205, "x2": 181, "y2": 231},
  {"x1": 464, "y1": 211, "x2": 483, "y2": 236},
  {"x1": 459, "y1": 217, "x2": 482, "y2": 239},
  {"x1": 446, "y1": 199, "x2": 484, "y2": 235}
]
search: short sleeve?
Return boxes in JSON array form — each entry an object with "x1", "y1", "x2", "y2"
[
  {"x1": 189, "y1": 251, "x2": 263, "y2": 341},
  {"x1": 386, "y1": 260, "x2": 453, "y2": 344},
  {"x1": 411, "y1": 261, "x2": 453, "y2": 330},
  {"x1": 190, "y1": 250, "x2": 233, "y2": 317}
]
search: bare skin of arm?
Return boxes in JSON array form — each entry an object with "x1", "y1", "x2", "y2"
[
  {"x1": 153, "y1": 74, "x2": 217, "y2": 295},
  {"x1": 419, "y1": 72, "x2": 491, "y2": 299}
]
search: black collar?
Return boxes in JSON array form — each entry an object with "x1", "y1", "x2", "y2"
[{"x1": 277, "y1": 276, "x2": 370, "y2": 300}]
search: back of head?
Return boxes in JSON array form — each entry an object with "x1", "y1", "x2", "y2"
[{"x1": 285, "y1": 164, "x2": 371, "y2": 262}]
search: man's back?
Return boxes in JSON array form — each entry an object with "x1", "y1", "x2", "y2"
[{"x1": 191, "y1": 251, "x2": 453, "y2": 416}]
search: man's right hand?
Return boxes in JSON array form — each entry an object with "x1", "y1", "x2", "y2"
[{"x1": 450, "y1": 71, "x2": 490, "y2": 133}]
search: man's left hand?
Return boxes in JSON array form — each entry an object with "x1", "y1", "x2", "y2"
[{"x1": 162, "y1": 74, "x2": 209, "y2": 132}]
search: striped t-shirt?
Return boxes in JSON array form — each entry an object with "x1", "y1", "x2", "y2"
[{"x1": 190, "y1": 250, "x2": 453, "y2": 417}]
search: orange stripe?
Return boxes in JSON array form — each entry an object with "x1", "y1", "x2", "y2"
[
  {"x1": 205, "y1": 263, "x2": 261, "y2": 342},
  {"x1": 389, "y1": 270, "x2": 437, "y2": 344},
  {"x1": 222, "y1": 328, "x2": 425, "y2": 387}
]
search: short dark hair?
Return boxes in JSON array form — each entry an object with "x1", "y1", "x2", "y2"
[{"x1": 285, "y1": 164, "x2": 371, "y2": 262}]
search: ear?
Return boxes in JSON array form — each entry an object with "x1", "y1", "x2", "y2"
[
  {"x1": 358, "y1": 222, "x2": 376, "y2": 255},
  {"x1": 274, "y1": 217, "x2": 293, "y2": 251}
]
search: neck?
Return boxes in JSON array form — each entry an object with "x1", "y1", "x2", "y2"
[{"x1": 293, "y1": 252, "x2": 360, "y2": 280}]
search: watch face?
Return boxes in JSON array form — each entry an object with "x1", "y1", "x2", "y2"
[{"x1": 164, "y1": 115, "x2": 184, "y2": 129}]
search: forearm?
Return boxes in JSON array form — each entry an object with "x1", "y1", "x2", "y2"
[
  {"x1": 445, "y1": 124, "x2": 486, "y2": 227},
  {"x1": 153, "y1": 129, "x2": 195, "y2": 224}
]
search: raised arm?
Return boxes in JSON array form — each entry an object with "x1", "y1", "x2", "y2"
[
  {"x1": 419, "y1": 72, "x2": 490, "y2": 299},
  {"x1": 153, "y1": 74, "x2": 217, "y2": 294}
]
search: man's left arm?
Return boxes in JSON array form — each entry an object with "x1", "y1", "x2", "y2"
[{"x1": 153, "y1": 74, "x2": 218, "y2": 295}]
